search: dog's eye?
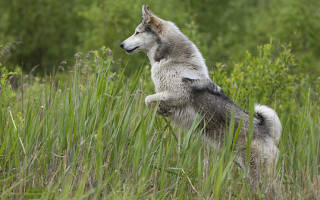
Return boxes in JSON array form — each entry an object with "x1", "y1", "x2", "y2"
[{"x1": 135, "y1": 31, "x2": 140, "y2": 35}]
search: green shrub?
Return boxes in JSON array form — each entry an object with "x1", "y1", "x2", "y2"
[
  {"x1": 0, "y1": 44, "x2": 21, "y2": 107},
  {"x1": 2, "y1": 0, "x2": 87, "y2": 73},
  {"x1": 1, "y1": 0, "x2": 320, "y2": 76},
  {"x1": 213, "y1": 43, "x2": 314, "y2": 109}
]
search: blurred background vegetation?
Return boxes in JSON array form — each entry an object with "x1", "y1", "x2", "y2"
[{"x1": 1, "y1": 0, "x2": 320, "y2": 77}]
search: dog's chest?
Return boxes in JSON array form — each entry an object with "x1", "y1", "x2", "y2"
[{"x1": 151, "y1": 63, "x2": 182, "y2": 92}]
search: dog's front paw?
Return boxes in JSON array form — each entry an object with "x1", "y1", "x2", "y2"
[{"x1": 145, "y1": 95, "x2": 155, "y2": 107}]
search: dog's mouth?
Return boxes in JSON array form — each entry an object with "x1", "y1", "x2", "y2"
[{"x1": 126, "y1": 46, "x2": 139, "y2": 53}]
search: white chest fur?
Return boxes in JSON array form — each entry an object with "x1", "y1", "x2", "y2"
[{"x1": 151, "y1": 63, "x2": 180, "y2": 91}]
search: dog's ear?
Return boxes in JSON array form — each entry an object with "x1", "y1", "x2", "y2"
[
  {"x1": 142, "y1": 5, "x2": 162, "y2": 33},
  {"x1": 142, "y1": 5, "x2": 152, "y2": 23}
]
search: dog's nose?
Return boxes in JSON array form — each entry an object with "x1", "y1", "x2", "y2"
[{"x1": 120, "y1": 43, "x2": 124, "y2": 49}]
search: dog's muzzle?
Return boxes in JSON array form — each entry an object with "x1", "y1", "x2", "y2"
[
  {"x1": 120, "y1": 42, "x2": 139, "y2": 53},
  {"x1": 125, "y1": 46, "x2": 139, "y2": 53}
]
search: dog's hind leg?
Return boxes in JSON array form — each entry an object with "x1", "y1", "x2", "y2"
[{"x1": 157, "y1": 101, "x2": 174, "y2": 117}]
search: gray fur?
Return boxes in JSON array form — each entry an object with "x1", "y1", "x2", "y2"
[
  {"x1": 183, "y1": 78, "x2": 272, "y2": 145},
  {"x1": 154, "y1": 40, "x2": 172, "y2": 62}
]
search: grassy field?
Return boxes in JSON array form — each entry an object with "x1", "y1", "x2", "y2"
[{"x1": 0, "y1": 47, "x2": 319, "y2": 199}]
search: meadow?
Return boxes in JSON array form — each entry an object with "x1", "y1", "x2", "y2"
[{"x1": 0, "y1": 45, "x2": 319, "y2": 199}]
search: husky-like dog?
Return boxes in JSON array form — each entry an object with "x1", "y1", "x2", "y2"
[{"x1": 120, "y1": 5, "x2": 281, "y2": 175}]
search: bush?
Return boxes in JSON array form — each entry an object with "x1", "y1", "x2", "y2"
[
  {"x1": 1, "y1": 0, "x2": 320, "y2": 77},
  {"x1": 213, "y1": 43, "x2": 316, "y2": 109},
  {"x1": 2, "y1": 0, "x2": 87, "y2": 73}
]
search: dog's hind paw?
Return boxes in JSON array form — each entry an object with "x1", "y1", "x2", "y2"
[{"x1": 157, "y1": 102, "x2": 173, "y2": 117}]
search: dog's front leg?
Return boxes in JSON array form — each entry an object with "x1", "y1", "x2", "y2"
[
  {"x1": 145, "y1": 91, "x2": 185, "y2": 107},
  {"x1": 145, "y1": 93, "x2": 164, "y2": 107}
]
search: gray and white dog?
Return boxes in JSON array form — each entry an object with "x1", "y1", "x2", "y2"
[{"x1": 120, "y1": 5, "x2": 282, "y2": 175}]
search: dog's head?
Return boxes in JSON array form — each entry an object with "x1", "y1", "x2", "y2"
[{"x1": 120, "y1": 5, "x2": 164, "y2": 54}]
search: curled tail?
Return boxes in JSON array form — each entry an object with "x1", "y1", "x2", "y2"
[{"x1": 254, "y1": 105, "x2": 282, "y2": 144}]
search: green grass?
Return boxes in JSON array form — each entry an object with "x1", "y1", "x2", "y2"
[{"x1": 0, "y1": 50, "x2": 319, "y2": 199}]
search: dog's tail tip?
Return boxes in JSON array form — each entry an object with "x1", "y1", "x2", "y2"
[{"x1": 254, "y1": 104, "x2": 282, "y2": 144}]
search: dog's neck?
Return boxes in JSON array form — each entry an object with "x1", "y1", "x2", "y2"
[
  {"x1": 147, "y1": 44, "x2": 168, "y2": 65},
  {"x1": 147, "y1": 39, "x2": 172, "y2": 65},
  {"x1": 147, "y1": 45, "x2": 158, "y2": 65}
]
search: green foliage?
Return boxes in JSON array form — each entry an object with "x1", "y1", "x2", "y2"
[
  {"x1": 0, "y1": 66, "x2": 19, "y2": 105},
  {"x1": 1, "y1": 0, "x2": 319, "y2": 76},
  {"x1": 249, "y1": 0, "x2": 320, "y2": 74},
  {"x1": 0, "y1": 44, "x2": 21, "y2": 107},
  {"x1": 2, "y1": 0, "x2": 87, "y2": 73},
  {"x1": 189, "y1": 0, "x2": 320, "y2": 75},
  {"x1": 214, "y1": 43, "x2": 307, "y2": 107},
  {"x1": 0, "y1": 45, "x2": 319, "y2": 199}
]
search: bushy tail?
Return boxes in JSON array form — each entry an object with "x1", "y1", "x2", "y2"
[{"x1": 254, "y1": 105, "x2": 282, "y2": 144}]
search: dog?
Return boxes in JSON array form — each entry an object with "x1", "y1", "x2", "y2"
[{"x1": 120, "y1": 5, "x2": 282, "y2": 178}]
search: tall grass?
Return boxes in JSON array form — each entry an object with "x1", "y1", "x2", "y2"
[{"x1": 0, "y1": 48, "x2": 319, "y2": 199}]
